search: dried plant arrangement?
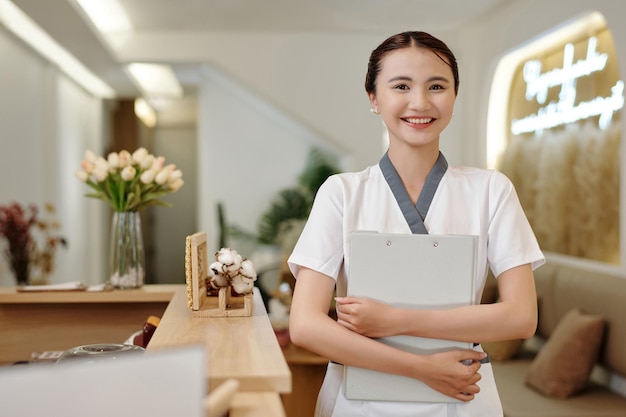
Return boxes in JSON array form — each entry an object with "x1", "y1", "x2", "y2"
[{"x1": 499, "y1": 120, "x2": 620, "y2": 263}]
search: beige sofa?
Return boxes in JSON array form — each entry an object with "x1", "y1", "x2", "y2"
[{"x1": 485, "y1": 262, "x2": 626, "y2": 417}]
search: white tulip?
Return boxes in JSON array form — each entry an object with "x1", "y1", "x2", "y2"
[
  {"x1": 118, "y1": 150, "x2": 132, "y2": 168},
  {"x1": 140, "y1": 169, "x2": 156, "y2": 184},
  {"x1": 75, "y1": 170, "x2": 88, "y2": 182},
  {"x1": 92, "y1": 167, "x2": 108, "y2": 182},
  {"x1": 107, "y1": 152, "x2": 119, "y2": 168},
  {"x1": 155, "y1": 164, "x2": 175, "y2": 185},
  {"x1": 94, "y1": 156, "x2": 109, "y2": 172},
  {"x1": 168, "y1": 169, "x2": 183, "y2": 182},
  {"x1": 155, "y1": 170, "x2": 168, "y2": 185},
  {"x1": 84, "y1": 149, "x2": 97, "y2": 163},
  {"x1": 132, "y1": 147, "x2": 148, "y2": 164},
  {"x1": 169, "y1": 179, "x2": 184, "y2": 192},
  {"x1": 140, "y1": 154, "x2": 155, "y2": 170},
  {"x1": 151, "y1": 156, "x2": 165, "y2": 171},
  {"x1": 81, "y1": 160, "x2": 95, "y2": 173},
  {"x1": 121, "y1": 166, "x2": 136, "y2": 181}
]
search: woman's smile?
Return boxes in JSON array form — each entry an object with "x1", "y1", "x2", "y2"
[{"x1": 402, "y1": 117, "x2": 435, "y2": 126}]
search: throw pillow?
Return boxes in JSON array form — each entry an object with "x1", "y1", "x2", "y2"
[{"x1": 525, "y1": 308, "x2": 605, "y2": 398}]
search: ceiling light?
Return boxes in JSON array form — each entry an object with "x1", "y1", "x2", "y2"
[
  {"x1": 134, "y1": 98, "x2": 157, "y2": 128},
  {"x1": 126, "y1": 63, "x2": 184, "y2": 99},
  {"x1": 73, "y1": 0, "x2": 132, "y2": 33},
  {"x1": 0, "y1": 0, "x2": 115, "y2": 98}
]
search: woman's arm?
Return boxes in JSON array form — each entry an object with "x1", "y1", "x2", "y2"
[
  {"x1": 336, "y1": 263, "x2": 537, "y2": 342},
  {"x1": 289, "y1": 266, "x2": 487, "y2": 401}
]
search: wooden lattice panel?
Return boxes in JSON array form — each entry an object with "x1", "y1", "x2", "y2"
[{"x1": 185, "y1": 232, "x2": 253, "y2": 317}]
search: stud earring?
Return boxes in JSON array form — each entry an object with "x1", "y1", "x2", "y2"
[{"x1": 370, "y1": 108, "x2": 379, "y2": 114}]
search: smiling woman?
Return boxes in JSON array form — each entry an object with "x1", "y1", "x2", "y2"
[{"x1": 287, "y1": 31, "x2": 544, "y2": 417}]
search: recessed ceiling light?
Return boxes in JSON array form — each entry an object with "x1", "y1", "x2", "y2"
[
  {"x1": 127, "y1": 63, "x2": 184, "y2": 99},
  {"x1": 0, "y1": 0, "x2": 115, "y2": 97},
  {"x1": 73, "y1": 0, "x2": 132, "y2": 33}
]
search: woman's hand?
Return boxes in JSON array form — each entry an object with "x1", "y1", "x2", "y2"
[
  {"x1": 418, "y1": 350, "x2": 486, "y2": 402},
  {"x1": 335, "y1": 296, "x2": 400, "y2": 338}
]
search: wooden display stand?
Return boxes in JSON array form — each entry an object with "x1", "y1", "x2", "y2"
[{"x1": 185, "y1": 232, "x2": 253, "y2": 317}]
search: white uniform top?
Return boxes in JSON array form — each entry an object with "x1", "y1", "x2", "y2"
[{"x1": 288, "y1": 161, "x2": 545, "y2": 417}]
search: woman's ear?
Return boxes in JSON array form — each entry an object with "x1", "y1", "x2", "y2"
[{"x1": 368, "y1": 94, "x2": 379, "y2": 114}]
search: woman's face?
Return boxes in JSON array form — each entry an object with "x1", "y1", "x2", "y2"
[{"x1": 369, "y1": 46, "x2": 456, "y2": 151}]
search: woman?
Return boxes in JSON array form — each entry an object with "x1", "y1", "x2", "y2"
[{"x1": 288, "y1": 31, "x2": 545, "y2": 417}]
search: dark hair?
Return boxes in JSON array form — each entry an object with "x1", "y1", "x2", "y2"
[{"x1": 365, "y1": 31, "x2": 459, "y2": 95}]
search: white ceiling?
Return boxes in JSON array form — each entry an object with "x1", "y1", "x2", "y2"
[{"x1": 8, "y1": 0, "x2": 511, "y2": 99}]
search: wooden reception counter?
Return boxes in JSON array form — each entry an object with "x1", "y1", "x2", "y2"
[
  {"x1": 0, "y1": 284, "x2": 290, "y2": 417},
  {"x1": 0, "y1": 284, "x2": 177, "y2": 364}
]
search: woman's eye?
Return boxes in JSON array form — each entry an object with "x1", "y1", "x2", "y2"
[
  {"x1": 393, "y1": 84, "x2": 409, "y2": 91},
  {"x1": 430, "y1": 84, "x2": 445, "y2": 91}
]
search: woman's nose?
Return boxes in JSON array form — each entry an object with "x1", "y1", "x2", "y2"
[{"x1": 408, "y1": 90, "x2": 431, "y2": 111}]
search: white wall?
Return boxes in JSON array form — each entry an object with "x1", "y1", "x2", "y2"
[
  {"x1": 0, "y1": 28, "x2": 107, "y2": 286},
  {"x1": 54, "y1": 75, "x2": 108, "y2": 286},
  {"x1": 197, "y1": 66, "x2": 348, "y2": 257},
  {"x1": 152, "y1": 125, "x2": 197, "y2": 283}
]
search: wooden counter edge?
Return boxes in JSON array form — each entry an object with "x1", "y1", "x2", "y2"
[
  {"x1": 229, "y1": 392, "x2": 286, "y2": 417},
  {"x1": 0, "y1": 284, "x2": 180, "y2": 303},
  {"x1": 149, "y1": 287, "x2": 292, "y2": 395}
]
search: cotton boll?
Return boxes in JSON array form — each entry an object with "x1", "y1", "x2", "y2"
[
  {"x1": 240, "y1": 259, "x2": 257, "y2": 281},
  {"x1": 209, "y1": 274, "x2": 229, "y2": 289},
  {"x1": 209, "y1": 261, "x2": 225, "y2": 276},
  {"x1": 216, "y1": 248, "x2": 242, "y2": 274},
  {"x1": 231, "y1": 274, "x2": 254, "y2": 295}
]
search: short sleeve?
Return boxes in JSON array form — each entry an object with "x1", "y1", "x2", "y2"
[
  {"x1": 487, "y1": 171, "x2": 545, "y2": 277},
  {"x1": 288, "y1": 176, "x2": 345, "y2": 280}
]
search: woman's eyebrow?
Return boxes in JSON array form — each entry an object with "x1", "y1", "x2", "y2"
[
  {"x1": 387, "y1": 75, "x2": 412, "y2": 83},
  {"x1": 428, "y1": 76, "x2": 451, "y2": 84},
  {"x1": 387, "y1": 75, "x2": 450, "y2": 84}
]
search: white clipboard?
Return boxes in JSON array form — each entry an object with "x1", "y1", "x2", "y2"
[{"x1": 344, "y1": 231, "x2": 478, "y2": 403}]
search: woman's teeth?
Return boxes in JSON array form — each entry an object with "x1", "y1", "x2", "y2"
[{"x1": 405, "y1": 117, "x2": 433, "y2": 124}]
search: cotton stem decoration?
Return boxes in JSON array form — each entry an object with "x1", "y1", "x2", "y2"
[{"x1": 208, "y1": 248, "x2": 257, "y2": 295}]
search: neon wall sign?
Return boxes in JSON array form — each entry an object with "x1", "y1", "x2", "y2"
[{"x1": 511, "y1": 37, "x2": 624, "y2": 135}]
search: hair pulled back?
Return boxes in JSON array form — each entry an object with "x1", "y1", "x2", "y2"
[{"x1": 365, "y1": 31, "x2": 459, "y2": 95}]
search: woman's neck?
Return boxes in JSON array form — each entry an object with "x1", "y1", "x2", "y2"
[{"x1": 387, "y1": 145, "x2": 440, "y2": 204}]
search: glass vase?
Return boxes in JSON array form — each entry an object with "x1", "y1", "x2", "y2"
[
  {"x1": 109, "y1": 211, "x2": 145, "y2": 289},
  {"x1": 11, "y1": 257, "x2": 29, "y2": 286}
]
